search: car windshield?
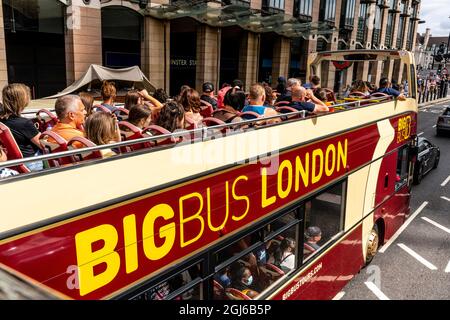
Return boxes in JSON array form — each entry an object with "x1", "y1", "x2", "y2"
[{"x1": 443, "y1": 108, "x2": 450, "y2": 116}]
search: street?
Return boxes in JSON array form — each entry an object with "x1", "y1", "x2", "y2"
[{"x1": 340, "y1": 100, "x2": 450, "y2": 300}]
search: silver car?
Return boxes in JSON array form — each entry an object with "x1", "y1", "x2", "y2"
[{"x1": 436, "y1": 107, "x2": 450, "y2": 136}]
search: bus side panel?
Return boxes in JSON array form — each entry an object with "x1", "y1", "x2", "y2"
[{"x1": 271, "y1": 224, "x2": 363, "y2": 300}]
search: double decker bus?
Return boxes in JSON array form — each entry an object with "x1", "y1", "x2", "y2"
[{"x1": 0, "y1": 50, "x2": 418, "y2": 300}]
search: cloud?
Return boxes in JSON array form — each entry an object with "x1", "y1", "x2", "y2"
[{"x1": 417, "y1": 0, "x2": 450, "y2": 36}]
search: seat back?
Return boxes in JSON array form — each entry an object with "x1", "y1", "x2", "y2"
[
  {"x1": 200, "y1": 100, "x2": 214, "y2": 118},
  {"x1": 94, "y1": 105, "x2": 112, "y2": 113},
  {"x1": 39, "y1": 131, "x2": 71, "y2": 167},
  {"x1": 238, "y1": 111, "x2": 261, "y2": 120},
  {"x1": 112, "y1": 107, "x2": 130, "y2": 121},
  {"x1": 201, "y1": 117, "x2": 230, "y2": 135},
  {"x1": 33, "y1": 109, "x2": 58, "y2": 133},
  {"x1": 225, "y1": 288, "x2": 251, "y2": 300},
  {"x1": 274, "y1": 100, "x2": 291, "y2": 107},
  {"x1": 213, "y1": 280, "x2": 227, "y2": 300},
  {"x1": 118, "y1": 121, "x2": 152, "y2": 152},
  {"x1": 275, "y1": 106, "x2": 303, "y2": 120},
  {"x1": 0, "y1": 123, "x2": 30, "y2": 173},
  {"x1": 142, "y1": 125, "x2": 178, "y2": 146},
  {"x1": 348, "y1": 91, "x2": 368, "y2": 98},
  {"x1": 370, "y1": 92, "x2": 390, "y2": 98},
  {"x1": 303, "y1": 242, "x2": 317, "y2": 259},
  {"x1": 67, "y1": 137, "x2": 103, "y2": 161}
]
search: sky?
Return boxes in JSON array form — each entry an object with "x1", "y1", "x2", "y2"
[{"x1": 417, "y1": 0, "x2": 450, "y2": 37}]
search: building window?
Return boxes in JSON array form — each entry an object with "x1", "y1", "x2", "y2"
[
  {"x1": 385, "y1": 12, "x2": 394, "y2": 48},
  {"x1": 320, "y1": 0, "x2": 336, "y2": 23},
  {"x1": 297, "y1": 0, "x2": 313, "y2": 17},
  {"x1": 372, "y1": 3, "x2": 382, "y2": 46},
  {"x1": 406, "y1": 19, "x2": 415, "y2": 51},
  {"x1": 340, "y1": 0, "x2": 356, "y2": 27},
  {"x1": 263, "y1": 0, "x2": 286, "y2": 11},
  {"x1": 357, "y1": 3, "x2": 368, "y2": 43},
  {"x1": 397, "y1": 16, "x2": 405, "y2": 48}
]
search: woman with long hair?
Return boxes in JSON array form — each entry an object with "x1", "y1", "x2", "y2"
[
  {"x1": 178, "y1": 88, "x2": 203, "y2": 128},
  {"x1": 156, "y1": 100, "x2": 185, "y2": 132}
]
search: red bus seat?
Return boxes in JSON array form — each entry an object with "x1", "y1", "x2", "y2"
[
  {"x1": 67, "y1": 137, "x2": 102, "y2": 161},
  {"x1": 275, "y1": 106, "x2": 303, "y2": 120},
  {"x1": 142, "y1": 125, "x2": 178, "y2": 146},
  {"x1": 200, "y1": 100, "x2": 214, "y2": 118},
  {"x1": 225, "y1": 288, "x2": 251, "y2": 300},
  {"x1": 94, "y1": 105, "x2": 112, "y2": 113},
  {"x1": 39, "y1": 131, "x2": 72, "y2": 167},
  {"x1": 0, "y1": 122, "x2": 30, "y2": 174},
  {"x1": 33, "y1": 109, "x2": 58, "y2": 133},
  {"x1": 118, "y1": 121, "x2": 152, "y2": 152},
  {"x1": 348, "y1": 91, "x2": 368, "y2": 98},
  {"x1": 184, "y1": 117, "x2": 198, "y2": 131},
  {"x1": 201, "y1": 117, "x2": 230, "y2": 135},
  {"x1": 112, "y1": 107, "x2": 129, "y2": 121},
  {"x1": 303, "y1": 243, "x2": 317, "y2": 259},
  {"x1": 274, "y1": 101, "x2": 291, "y2": 107},
  {"x1": 213, "y1": 280, "x2": 226, "y2": 300},
  {"x1": 238, "y1": 111, "x2": 261, "y2": 120}
]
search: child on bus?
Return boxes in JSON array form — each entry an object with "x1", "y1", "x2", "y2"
[{"x1": 85, "y1": 112, "x2": 121, "y2": 158}]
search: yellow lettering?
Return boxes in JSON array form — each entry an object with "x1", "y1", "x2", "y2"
[
  {"x1": 337, "y1": 139, "x2": 348, "y2": 172},
  {"x1": 142, "y1": 204, "x2": 175, "y2": 260},
  {"x1": 261, "y1": 168, "x2": 276, "y2": 208},
  {"x1": 207, "y1": 186, "x2": 228, "y2": 231},
  {"x1": 75, "y1": 224, "x2": 120, "y2": 296},
  {"x1": 179, "y1": 193, "x2": 205, "y2": 248},
  {"x1": 232, "y1": 175, "x2": 250, "y2": 221},
  {"x1": 325, "y1": 144, "x2": 336, "y2": 177},
  {"x1": 295, "y1": 153, "x2": 309, "y2": 191},
  {"x1": 312, "y1": 149, "x2": 324, "y2": 184},
  {"x1": 123, "y1": 215, "x2": 138, "y2": 274},
  {"x1": 277, "y1": 160, "x2": 293, "y2": 199}
]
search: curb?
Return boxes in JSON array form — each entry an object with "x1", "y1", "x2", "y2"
[{"x1": 418, "y1": 97, "x2": 450, "y2": 109}]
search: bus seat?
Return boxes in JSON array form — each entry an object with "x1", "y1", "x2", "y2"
[
  {"x1": 225, "y1": 288, "x2": 251, "y2": 300},
  {"x1": 213, "y1": 280, "x2": 226, "y2": 300},
  {"x1": 142, "y1": 125, "x2": 178, "y2": 146},
  {"x1": 94, "y1": 105, "x2": 112, "y2": 113},
  {"x1": 0, "y1": 122, "x2": 30, "y2": 174},
  {"x1": 39, "y1": 131, "x2": 72, "y2": 167},
  {"x1": 202, "y1": 117, "x2": 230, "y2": 135},
  {"x1": 262, "y1": 263, "x2": 285, "y2": 280},
  {"x1": 67, "y1": 137, "x2": 103, "y2": 161},
  {"x1": 370, "y1": 92, "x2": 391, "y2": 100},
  {"x1": 274, "y1": 101, "x2": 291, "y2": 107},
  {"x1": 112, "y1": 107, "x2": 130, "y2": 121},
  {"x1": 303, "y1": 243, "x2": 317, "y2": 259},
  {"x1": 238, "y1": 111, "x2": 261, "y2": 120},
  {"x1": 200, "y1": 100, "x2": 214, "y2": 118},
  {"x1": 118, "y1": 121, "x2": 152, "y2": 152},
  {"x1": 348, "y1": 91, "x2": 368, "y2": 98},
  {"x1": 275, "y1": 106, "x2": 303, "y2": 120},
  {"x1": 184, "y1": 117, "x2": 198, "y2": 131},
  {"x1": 33, "y1": 109, "x2": 58, "y2": 133}
]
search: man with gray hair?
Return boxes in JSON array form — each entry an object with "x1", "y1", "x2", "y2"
[
  {"x1": 276, "y1": 77, "x2": 302, "y2": 103},
  {"x1": 290, "y1": 86, "x2": 329, "y2": 114},
  {"x1": 50, "y1": 94, "x2": 86, "y2": 145}
]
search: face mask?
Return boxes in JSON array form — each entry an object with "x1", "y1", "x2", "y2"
[{"x1": 245, "y1": 276, "x2": 253, "y2": 286}]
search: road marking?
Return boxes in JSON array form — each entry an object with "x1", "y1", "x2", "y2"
[
  {"x1": 441, "y1": 196, "x2": 450, "y2": 202},
  {"x1": 421, "y1": 217, "x2": 450, "y2": 234},
  {"x1": 417, "y1": 132, "x2": 424, "y2": 136},
  {"x1": 441, "y1": 175, "x2": 450, "y2": 186},
  {"x1": 332, "y1": 291, "x2": 345, "y2": 300},
  {"x1": 433, "y1": 125, "x2": 437, "y2": 128},
  {"x1": 397, "y1": 243, "x2": 438, "y2": 270},
  {"x1": 364, "y1": 282, "x2": 390, "y2": 300},
  {"x1": 379, "y1": 201, "x2": 428, "y2": 253},
  {"x1": 446, "y1": 261, "x2": 450, "y2": 273}
]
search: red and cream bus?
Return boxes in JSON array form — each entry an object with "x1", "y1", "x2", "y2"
[{"x1": 0, "y1": 50, "x2": 418, "y2": 300}]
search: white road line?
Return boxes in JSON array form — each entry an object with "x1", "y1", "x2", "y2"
[
  {"x1": 445, "y1": 261, "x2": 450, "y2": 273},
  {"x1": 441, "y1": 175, "x2": 450, "y2": 187},
  {"x1": 433, "y1": 125, "x2": 437, "y2": 128},
  {"x1": 417, "y1": 132, "x2": 424, "y2": 136},
  {"x1": 332, "y1": 291, "x2": 345, "y2": 300},
  {"x1": 421, "y1": 217, "x2": 450, "y2": 234},
  {"x1": 397, "y1": 243, "x2": 438, "y2": 270},
  {"x1": 364, "y1": 282, "x2": 390, "y2": 300},
  {"x1": 379, "y1": 201, "x2": 428, "y2": 253},
  {"x1": 441, "y1": 196, "x2": 450, "y2": 202}
]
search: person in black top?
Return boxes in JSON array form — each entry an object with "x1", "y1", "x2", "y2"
[
  {"x1": 200, "y1": 82, "x2": 218, "y2": 110},
  {"x1": 0, "y1": 83, "x2": 43, "y2": 171}
]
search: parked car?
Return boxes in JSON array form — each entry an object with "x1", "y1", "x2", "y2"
[
  {"x1": 436, "y1": 107, "x2": 450, "y2": 136},
  {"x1": 413, "y1": 137, "x2": 440, "y2": 185}
]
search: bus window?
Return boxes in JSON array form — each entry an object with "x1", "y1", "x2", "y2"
[
  {"x1": 264, "y1": 210, "x2": 298, "y2": 239},
  {"x1": 214, "y1": 230, "x2": 264, "y2": 267},
  {"x1": 396, "y1": 146, "x2": 409, "y2": 190},
  {"x1": 303, "y1": 182, "x2": 345, "y2": 261},
  {"x1": 132, "y1": 263, "x2": 203, "y2": 300}
]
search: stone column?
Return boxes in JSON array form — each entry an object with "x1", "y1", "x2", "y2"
[
  {"x1": 239, "y1": 32, "x2": 260, "y2": 91},
  {"x1": 141, "y1": 17, "x2": 170, "y2": 92},
  {"x1": 0, "y1": 0, "x2": 8, "y2": 94},
  {"x1": 195, "y1": 25, "x2": 220, "y2": 93},
  {"x1": 272, "y1": 37, "x2": 291, "y2": 85},
  {"x1": 65, "y1": 0, "x2": 102, "y2": 86}
]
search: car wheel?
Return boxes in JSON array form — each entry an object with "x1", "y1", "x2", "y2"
[
  {"x1": 433, "y1": 153, "x2": 440, "y2": 169},
  {"x1": 413, "y1": 163, "x2": 423, "y2": 185}
]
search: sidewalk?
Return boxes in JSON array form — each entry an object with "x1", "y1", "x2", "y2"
[{"x1": 418, "y1": 96, "x2": 450, "y2": 109}]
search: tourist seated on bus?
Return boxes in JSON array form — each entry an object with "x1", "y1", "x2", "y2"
[
  {"x1": 124, "y1": 90, "x2": 141, "y2": 111},
  {"x1": 263, "y1": 84, "x2": 277, "y2": 107},
  {"x1": 213, "y1": 86, "x2": 245, "y2": 123},
  {"x1": 314, "y1": 88, "x2": 334, "y2": 106},
  {"x1": 0, "y1": 144, "x2": 19, "y2": 179},
  {"x1": 100, "y1": 81, "x2": 116, "y2": 111},
  {"x1": 276, "y1": 78, "x2": 301, "y2": 103},
  {"x1": 242, "y1": 83, "x2": 279, "y2": 123},
  {"x1": 290, "y1": 86, "x2": 329, "y2": 114},
  {"x1": 179, "y1": 88, "x2": 203, "y2": 128},
  {"x1": 351, "y1": 80, "x2": 371, "y2": 96},
  {"x1": 0, "y1": 83, "x2": 43, "y2": 171},
  {"x1": 304, "y1": 226, "x2": 322, "y2": 259},
  {"x1": 214, "y1": 267, "x2": 231, "y2": 289},
  {"x1": 51, "y1": 95, "x2": 86, "y2": 148},
  {"x1": 217, "y1": 83, "x2": 231, "y2": 109},
  {"x1": 152, "y1": 88, "x2": 169, "y2": 104},
  {"x1": 303, "y1": 75, "x2": 321, "y2": 90},
  {"x1": 377, "y1": 77, "x2": 406, "y2": 101},
  {"x1": 200, "y1": 82, "x2": 218, "y2": 110},
  {"x1": 229, "y1": 264, "x2": 260, "y2": 299},
  {"x1": 85, "y1": 112, "x2": 121, "y2": 158},
  {"x1": 127, "y1": 105, "x2": 152, "y2": 129},
  {"x1": 273, "y1": 237, "x2": 296, "y2": 272},
  {"x1": 79, "y1": 92, "x2": 94, "y2": 117},
  {"x1": 155, "y1": 100, "x2": 185, "y2": 132},
  {"x1": 365, "y1": 81, "x2": 377, "y2": 94},
  {"x1": 276, "y1": 76, "x2": 287, "y2": 97}
]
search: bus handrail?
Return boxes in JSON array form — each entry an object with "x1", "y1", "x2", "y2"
[{"x1": 0, "y1": 96, "x2": 393, "y2": 170}]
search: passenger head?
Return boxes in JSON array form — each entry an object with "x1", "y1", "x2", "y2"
[
  {"x1": 310, "y1": 75, "x2": 321, "y2": 87},
  {"x1": 230, "y1": 264, "x2": 253, "y2": 287},
  {"x1": 355, "y1": 81, "x2": 369, "y2": 93},
  {"x1": 379, "y1": 77, "x2": 390, "y2": 88},
  {"x1": 101, "y1": 81, "x2": 116, "y2": 104},
  {"x1": 179, "y1": 85, "x2": 190, "y2": 96},
  {"x1": 224, "y1": 87, "x2": 246, "y2": 112},
  {"x1": 280, "y1": 237, "x2": 296, "y2": 253},
  {"x1": 291, "y1": 86, "x2": 306, "y2": 102},
  {"x1": 127, "y1": 104, "x2": 152, "y2": 129},
  {"x1": 124, "y1": 90, "x2": 141, "y2": 110},
  {"x1": 179, "y1": 88, "x2": 201, "y2": 113},
  {"x1": 156, "y1": 100, "x2": 185, "y2": 132},
  {"x1": 305, "y1": 226, "x2": 322, "y2": 243},
  {"x1": 1, "y1": 83, "x2": 31, "y2": 118},
  {"x1": 248, "y1": 83, "x2": 266, "y2": 106},
  {"x1": 287, "y1": 78, "x2": 301, "y2": 89},
  {"x1": 263, "y1": 85, "x2": 275, "y2": 107},
  {"x1": 85, "y1": 112, "x2": 119, "y2": 145},
  {"x1": 232, "y1": 79, "x2": 244, "y2": 90},
  {"x1": 79, "y1": 92, "x2": 94, "y2": 117},
  {"x1": 315, "y1": 89, "x2": 328, "y2": 102},
  {"x1": 202, "y1": 82, "x2": 215, "y2": 96},
  {"x1": 54, "y1": 95, "x2": 86, "y2": 128},
  {"x1": 153, "y1": 88, "x2": 169, "y2": 104}
]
